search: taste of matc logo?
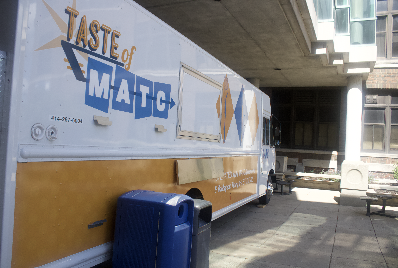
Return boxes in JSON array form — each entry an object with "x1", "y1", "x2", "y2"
[{"x1": 36, "y1": 1, "x2": 175, "y2": 119}]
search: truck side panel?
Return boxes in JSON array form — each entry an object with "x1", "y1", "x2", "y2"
[
  {"x1": 13, "y1": 156, "x2": 257, "y2": 267},
  {"x1": 3, "y1": 0, "x2": 273, "y2": 267},
  {"x1": 17, "y1": 1, "x2": 261, "y2": 158}
]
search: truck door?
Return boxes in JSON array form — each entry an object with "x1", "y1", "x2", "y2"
[{"x1": 258, "y1": 96, "x2": 274, "y2": 196}]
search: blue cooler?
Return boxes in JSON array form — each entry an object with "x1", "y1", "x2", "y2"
[{"x1": 112, "y1": 190, "x2": 194, "y2": 268}]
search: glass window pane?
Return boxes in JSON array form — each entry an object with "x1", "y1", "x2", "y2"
[
  {"x1": 295, "y1": 122, "x2": 303, "y2": 146},
  {"x1": 314, "y1": 0, "x2": 334, "y2": 20},
  {"x1": 280, "y1": 122, "x2": 290, "y2": 147},
  {"x1": 392, "y1": 96, "x2": 398, "y2": 104},
  {"x1": 319, "y1": 106, "x2": 339, "y2": 122},
  {"x1": 377, "y1": 32, "x2": 386, "y2": 57},
  {"x1": 272, "y1": 90, "x2": 291, "y2": 104},
  {"x1": 377, "y1": 0, "x2": 388, "y2": 12},
  {"x1": 394, "y1": 0, "x2": 398, "y2": 10},
  {"x1": 304, "y1": 123, "x2": 313, "y2": 146},
  {"x1": 295, "y1": 107, "x2": 314, "y2": 121},
  {"x1": 296, "y1": 90, "x2": 315, "y2": 104},
  {"x1": 318, "y1": 124, "x2": 328, "y2": 147},
  {"x1": 374, "y1": 125, "x2": 384, "y2": 150},
  {"x1": 263, "y1": 118, "x2": 266, "y2": 145},
  {"x1": 336, "y1": 8, "x2": 349, "y2": 34},
  {"x1": 274, "y1": 106, "x2": 291, "y2": 122},
  {"x1": 392, "y1": 109, "x2": 398, "y2": 124},
  {"x1": 393, "y1": 32, "x2": 398, "y2": 57},
  {"x1": 336, "y1": 0, "x2": 348, "y2": 7},
  {"x1": 294, "y1": 122, "x2": 313, "y2": 147},
  {"x1": 351, "y1": 0, "x2": 375, "y2": 19},
  {"x1": 327, "y1": 123, "x2": 338, "y2": 148},
  {"x1": 364, "y1": 109, "x2": 384, "y2": 124},
  {"x1": 390, "y1": 126, "x2": 398, "y2": 149},
  {"x1": 363, "y1": 125, "x2": 373, "y2": 150},
  {"x1": 377, "y1": 16, "x2": 386, "y2": 32},
  {"x1": 351, "y1": 20, "x2": 376, "y2": 45},
  {"x1": 263, "y1": 118, "x2": 270, "y2": 145},
  {"x1": 393, "y1": 15, "x2": 398, "y2": 31}
]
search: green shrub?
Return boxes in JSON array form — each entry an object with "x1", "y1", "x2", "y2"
[{"x1": 393, "y1": 164, "x2": 398, "y2": 180}]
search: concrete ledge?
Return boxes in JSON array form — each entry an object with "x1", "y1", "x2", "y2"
[
  {"x1": 369, "y1": 184, "x2": 398, "y2": 191},
  {"x1": 292, "y1": 179, "x2": 340, "y2": 191},
  {"x1": 302, "y1": 159, "x2": 337, "y2": 169},
  {"x1": 371, "y1": 197, "x2": 398, "y2": 207},
  {"x1": 285, "y1": 171, "x2": 341, "y2": 179},
  {"x1": 340, "y1": 189, "x2": 368, "y2": 207},
  {"x1": 367, "y1": 163, "x2": 394, "y2": 173}
]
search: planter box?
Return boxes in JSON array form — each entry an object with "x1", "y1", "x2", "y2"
[{"x1": 292, "y1": 179, "x2": 340, "y2": 191}]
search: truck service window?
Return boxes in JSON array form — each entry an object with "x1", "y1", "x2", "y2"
[{"x1": 177, "y1": 64, "x2": 222, "y2": 142}]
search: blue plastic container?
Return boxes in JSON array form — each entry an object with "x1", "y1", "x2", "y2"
[{"x1": 112, "y1": 190, "x2": 194, "y2": 268}]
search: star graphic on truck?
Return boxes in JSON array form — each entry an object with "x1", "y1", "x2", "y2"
[{"x1": 35, "y1": 0, "x2": 175, "y2": 117}]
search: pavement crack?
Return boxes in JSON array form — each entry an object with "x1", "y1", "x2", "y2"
[
  {"x1": 370, "y1": 216, "x2": 389, "y2": 268},
  {"x1": 328, "y1": 207, "x2": 339, "y2": 268}
]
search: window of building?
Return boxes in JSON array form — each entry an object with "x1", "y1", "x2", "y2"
[
  {"x1": 362, "y1": 92, "x2": 398, "y2": 153},
  {"x1": 376, "y1": 0, "x2": 398, "y2": 59},
  {"x1": 336, "y1": 0, "x2": 349, "y2": 6},
  {"x1": 271, "y1": 89, "x2": 341, "y2": 150},
  {"x1": 390, "y1": 109, "x2": 398, "y2": 149},
  {"x1": 314, "y1": 0, "x2": 334, "y2": 21},
  {"x1": 351, "y1": 0, "x2": 376, "y2": 45},
  {"x1": 336, "y1": 7, "x2": 350, "y2": 34},
  {"x1": 295, "y1": 107, "x2": 314, "y2": 147},
  {"x1": 363, "y1": 109, "x2": 385, "y2": 150}
]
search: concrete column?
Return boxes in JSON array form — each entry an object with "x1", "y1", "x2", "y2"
[
  {"x1": 246, "y1": 78, "x2": 260, "y2": 89},
  {"x1": 345, "y1": 75, "x2": 362, "y2": 161},
  {"x1": 340, "y1": 75, "x2": 368, "y2": 206}
]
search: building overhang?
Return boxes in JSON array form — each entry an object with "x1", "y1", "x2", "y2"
[{"x1": 133, "y1": 0, "x2": 376, "y2": 88}]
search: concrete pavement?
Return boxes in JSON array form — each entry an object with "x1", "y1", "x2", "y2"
[{"x1": 209, "y1": 188, "x2": 398, "y2": 268}]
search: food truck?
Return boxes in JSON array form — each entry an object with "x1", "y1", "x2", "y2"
[{"x1": 0, "y1": 0, "x2": 277, "y2": 267}]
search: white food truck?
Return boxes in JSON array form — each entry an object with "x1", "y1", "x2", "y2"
[{"x1": 0, "y1": 0, "x2": 278, "y2": 267}]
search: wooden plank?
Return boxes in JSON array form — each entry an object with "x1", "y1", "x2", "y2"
[{"x1": 177, "y1": 158, "x2": 224, "y2": 185}]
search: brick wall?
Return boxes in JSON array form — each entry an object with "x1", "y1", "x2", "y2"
[
  {"x1": 366, "y1": 68, "x2": 398, "y2": 89},
  {"x1": 361, "y1": 156, "x2": 398, "y2": 165}
]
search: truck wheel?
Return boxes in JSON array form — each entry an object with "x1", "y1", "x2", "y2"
[{"x1": 258, "y1": 192, "x2": 270, "y2": 205}]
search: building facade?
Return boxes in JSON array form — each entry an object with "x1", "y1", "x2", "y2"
[
  {"x1": 361, "y1": 0, "x2": 398, "y2": 181},
  {"x1": 268, "y1": 0, "x2": 382, "y2": 181}
]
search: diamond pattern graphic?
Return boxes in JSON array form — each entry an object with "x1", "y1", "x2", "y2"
[
  {"x1": 234, "y1": 86, "x2": 246, "y2": 145},
  {"x1": 216, "y1": 77, "x2": 259, "y2": 145},
  {"x1": 248, "y1": 94, "x2": 259, "y2": 145},
  {"x1": 220, "y1": 75, "x2": 234, "y2": 143}
]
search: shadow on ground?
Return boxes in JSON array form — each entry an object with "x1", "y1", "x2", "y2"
[{"x1": 209, "y1": 188, "x2": 398, "y2": 268}]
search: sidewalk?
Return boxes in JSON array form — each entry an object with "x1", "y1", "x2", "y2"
[{"x1": 209, "y1": 188, "x2": 398, "y2": 268}]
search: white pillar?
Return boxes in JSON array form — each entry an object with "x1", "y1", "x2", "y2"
[
  {"x1": 345, "y1": 76, "x2": 362, "y2": 161},
  {"x1": 340, "y1": 75, "x2": 368, "y2": 207}
]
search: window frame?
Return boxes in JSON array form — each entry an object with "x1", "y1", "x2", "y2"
[
  {"x1": 362, "y1": 92, "x2": 398, "y2": 154},
  {"x1": 376, "y1": 0, "x2": 398, "y2": 60},
  {"x1": 362, "y1": 108, "x2": 386, "y2": 151},
  {"x1": 335, "y1": 7, "x2": 351, "y2": 35},
  {"x1": 314, "y1": 0, "x2": 335, "y2": 21},
  {"x1": 177, "y1": 63, "x2": 222, "y2": 143},
  {"x1": 389, "y1": 108, "x2": 398, "y2": 150},
  {"x1": 271, "y1": 89, "x2": 341, "y2": 151},
  {"x1": 263, "y1": 117, "x2": 270, "y2": 146}
]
